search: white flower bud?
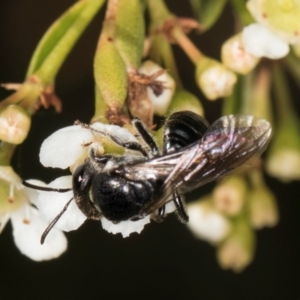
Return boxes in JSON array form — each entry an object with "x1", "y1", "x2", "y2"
[
  {"x1": 266, "y1": 149, "x2": 300, "y2": 182},
  {"x1": 196, "y1": 58, "x2": 237, "y2": 100},
  {"x1": 222, "y1": 33, "x2": 259, "y2": 74},
  {"x1": 186, "y1": 196, "x2": 231, "y2": 244},
  {"x1": 248, "y1": 184, "x2": 279, "y2": 229},
  {"x1": 217, "y1": 219, "x2": 255, "y2": 272},
  {"x1": 0, "y1": 105, "x2": 31, "y2": 144},
  {"x1": 212, "y1": 176, "x2": 247, "y2": 216}
]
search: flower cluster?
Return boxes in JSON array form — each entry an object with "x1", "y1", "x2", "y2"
[
  {"x1": 0, "y1": 166, "x2": 67, "y2": 261},
  {"x1": 187, "y1": 172, "x2": 278, "y2": 272}
]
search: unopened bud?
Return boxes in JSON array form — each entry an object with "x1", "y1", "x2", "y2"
[
  {"x1": 212, "y1": 176, "x2": 247, "y2": 216},
  {"x1": 217, "y1": 218, "x2": 255, "y2": 272},
  {"x1": 186, "y1": 196, "x2": 231, "y2": 244},
  {"x1": 167, "y1": 89, "x2": 204, "y2": 116},
  {"x1": 94, "y1": 32, "x2": 128, "y2": 111},
  {"x1": 114, "y1": 0, "x2": 144, "y2": 69},
  {"x1": 196, "y1": 58, "x2": 237, "y2": 100},
  {"x1": 248, "y1": 184, "x2": 279, "y2": 229},
  {"x1": 222, "y1": 33, "x2": 259, "y2": 74},
  {"x1": 266, "y1": 118, "x2": 300, "y2": 182},
  {"x1": 0, "y1": 105, "x2": 31, "y2": 144}
]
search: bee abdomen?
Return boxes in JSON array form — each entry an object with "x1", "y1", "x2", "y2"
[{"x1": 163, "y1": 111, "x2": 209, "y2": 153}]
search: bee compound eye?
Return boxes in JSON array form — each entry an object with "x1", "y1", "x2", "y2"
[{"x1": 73, "y1": 163, "x2": 90, "y2": 192}]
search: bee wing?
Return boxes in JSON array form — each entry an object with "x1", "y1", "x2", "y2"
[{"x1": 125, "y1": 115, "x2": 272, "y2": 215}]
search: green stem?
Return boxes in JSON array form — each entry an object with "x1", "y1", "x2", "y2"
[
  {"x1": 240, "y1": 71, "x2": 254, "y2": 115},
  {"x1": 0, "y1": 143, "x2": 16, "y2": 166},
  {"x1": 171, "y1": 26, "x2": 203, "y2": 64},
  {"x1": 229, "y1": 0, "x2": 254, "y2": 26},
  {"x1": 147, "y1": 0, "x2": 203, "y2": 64},
  {"x1": 147, "y1": 0, "x2": 172, "y2": 26},
  {"x1": 272, "y1": 64, "x2": 295, "y2": 123},
  {"x1": 159, "y1": 36, "x2": 183, "y2": 88}
]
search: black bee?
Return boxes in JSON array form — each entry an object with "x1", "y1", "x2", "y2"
[{"x1": 23, "y1": 111, "x2": 272, "y2": 243}]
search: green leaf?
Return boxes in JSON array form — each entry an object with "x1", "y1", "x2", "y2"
[
  {"x1": 229, "y1": 0, "x2": 254, "y2": 26},
  {"x1": 26, "y1": 0, "x2": 105, "y2": 83},
  {"x1": 190, "y1": 0, "x2": 228, "y2": 31},
  {"x1": 115, "y1": 0, "x2": 145, "y2": 68}
]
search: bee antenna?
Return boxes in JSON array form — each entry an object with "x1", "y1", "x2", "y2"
[
  {"x1": 22, "y1": 180, "x2": 72, "y2": 193},
  {"x1": 41, "y1": 198, "x2": 73, "y2": 244}
]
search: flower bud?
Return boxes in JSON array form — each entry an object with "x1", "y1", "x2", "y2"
[
  {"x1": 139, "y1": 60, "x2": 175, "y2": 116},
  {"x1": 0, "y1": 105, "x2": 31, "y2": 144},
  {"x1": 186, "y1": 196, "x2": 231, "y2": 244},
  {"x1": 94, "y1": 31, "x2": 128, "y2": 112},
  {"x1": 167, "y1": 89, "x2": 204, "y2": 116},
  {"x1": 212, "y1": 176, "x2": 247, "y2": 216},
  {"x1": 114, "y1": 0, "x2": 144, "y2": 69},
  {"x1": 217, "y1": 218, "x2": 255, "y2": 272},
  {"x1": 242, "y1": 23, "x2": 289, "y2": 59},
  {"x1": 221, "y1": 33, "x2": 259, "y2": 74},
  {"x1": 266, "y1": 118, "x2": 300, "y2": 182},
  {"x1": 247, "y1": 0, "x2": 300, "y2": 44},
  {"x1": 196, "y1": 58, "x2": 237, "y2": 100},
  {"x1": 248, "y1": 184, "x2": 279, "y2": 229}
]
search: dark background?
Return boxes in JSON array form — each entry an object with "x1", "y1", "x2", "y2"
[{"x1": 0, "y1": 1, "x2": 299, "y2": 299}]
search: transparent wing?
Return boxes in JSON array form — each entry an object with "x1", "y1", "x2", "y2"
[{"x1": 124, "y1": 115, "x2": 272, "y2": 215}]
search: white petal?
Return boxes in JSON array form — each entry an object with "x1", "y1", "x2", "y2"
[
  {"x1": 21, "y1": 179, "x2": 47, "y2": 206},
  {"x1": 101, "y1": 216, "x2": 151, "y2": 237},
  {"x1": 242, "y1": 23, "x2": 289, "y2": 59},
  {"x1": 11, "y1": 205, "x2": 67, "y2": 261},
  {"x1": 40, "y1": 125, "x2": 94, "y2": 169},
  {"x1": 0, "y1": 166, "x2": 21, "y2": 187},
  {"x1": 37, "y1": 176, "x2": 86, "y2": 232}
]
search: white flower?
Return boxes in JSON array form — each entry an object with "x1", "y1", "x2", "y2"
[
  {"x1": 186, "y1": 197, "x2": 231, "y2": 244},
  {"x1": 40, "y1": 122, "x2": 138, "y2": 170},
  {"x1": 242, "y1": 23, "x2": 289, "y2": 59},
  {"x1": 38, "y1": 122, "x2": 175, "y2": 238},
  {"x1": 0, "y1": 166, "x2": 67, "y2": 261}
]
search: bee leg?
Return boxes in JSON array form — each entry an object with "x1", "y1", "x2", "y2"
[
  {"x1": 90, "y1": 148, "x2": 113, "y2": 164},
  {"x1": 79, "y1": 121, "x2": 149, "y2": 157},
  {"x1": 173, "y1": 190, "x2": 189, "y2": 223},
  {"x1": 153, "y1": 205, "x2": 166, "y2": 222},
  {"x1": 102, "y1": 134, "x2": 150, "y2": 157},
  {"x1": 132, "y1": 118, "x2": 160, "y2": 157}
]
